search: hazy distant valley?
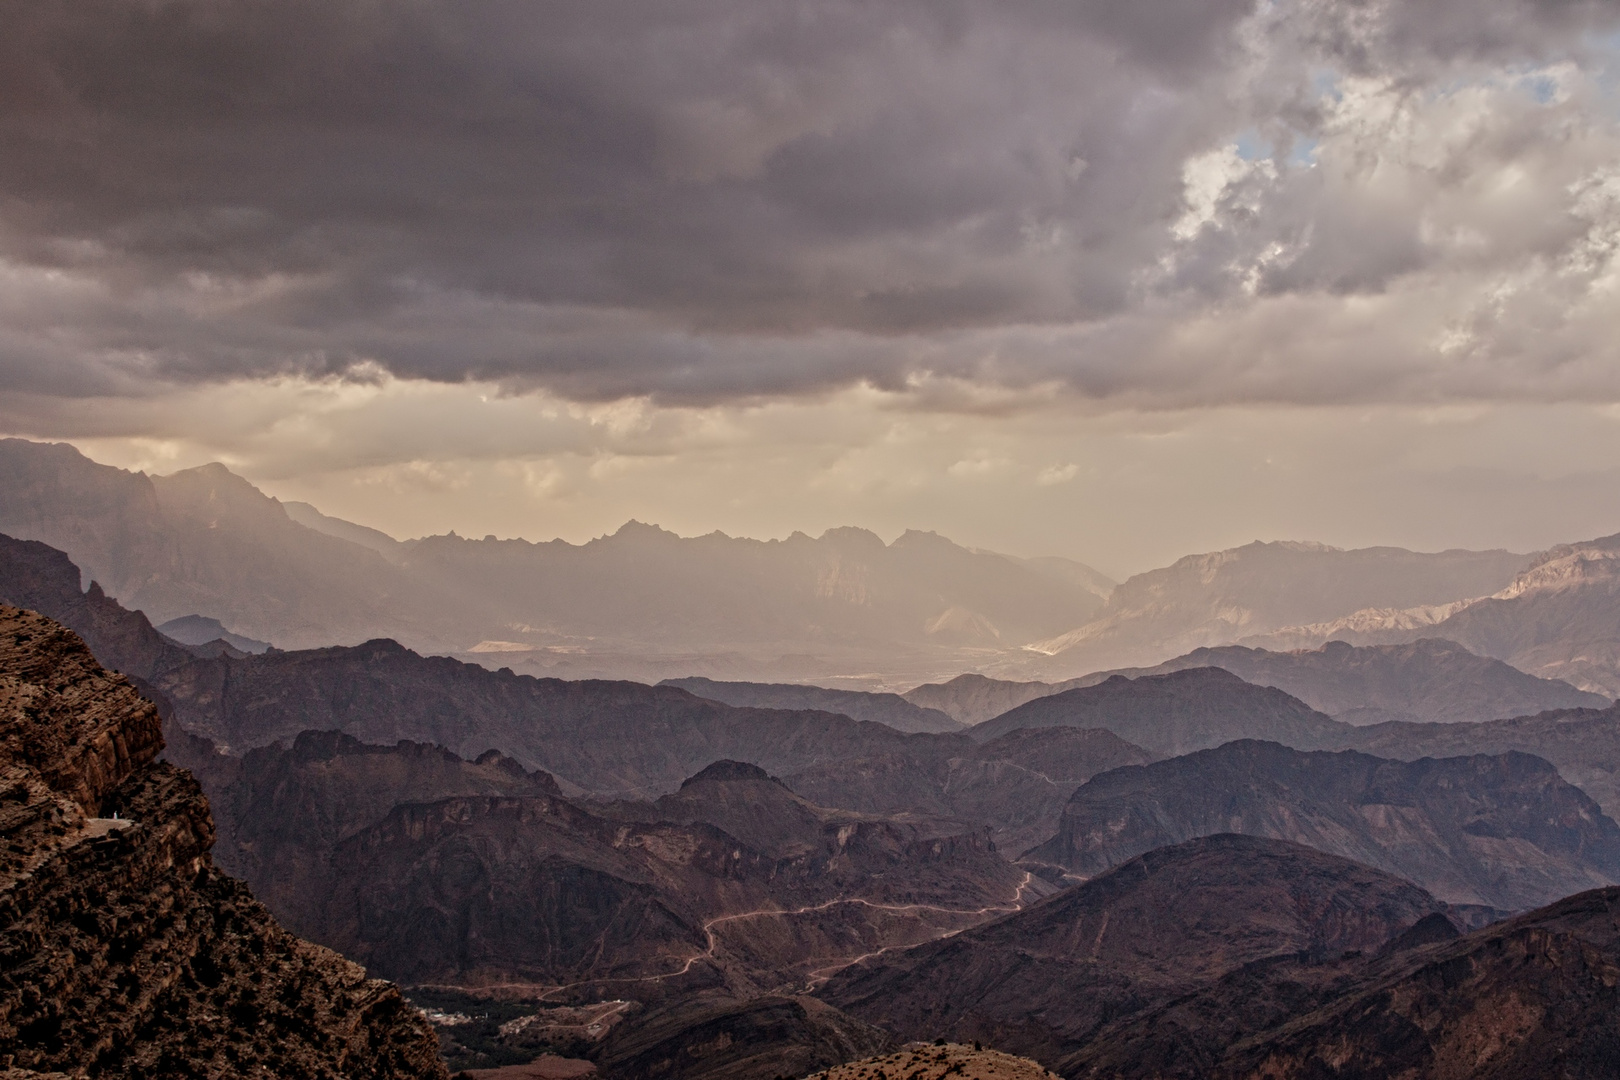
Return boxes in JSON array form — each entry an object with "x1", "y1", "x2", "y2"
[{"x1": 10, "y1": 435, "x2": 1620, "y2": 1078}]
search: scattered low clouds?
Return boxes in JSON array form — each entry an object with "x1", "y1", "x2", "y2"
[{"x1": 8, "y1": 2, "x2": 1620, "y2": 566}]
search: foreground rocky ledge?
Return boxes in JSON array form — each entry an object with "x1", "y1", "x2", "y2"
[{"x1": 0, "y1": 605, "x2": 447, "y2": 1079}]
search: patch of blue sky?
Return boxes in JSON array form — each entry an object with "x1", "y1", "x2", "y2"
[{"x1": 1233, "y1": 129, "x2": 1270, "y2": 161}]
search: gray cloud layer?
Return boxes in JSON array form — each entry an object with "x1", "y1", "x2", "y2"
[{"x1": 3, "y1": 0, "x2": 1620, "y2": 403}]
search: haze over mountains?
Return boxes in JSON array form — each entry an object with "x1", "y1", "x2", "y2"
[
  {"x1": 19, "y1": 437, "x2": 1620, "y2": 697},
  {"x1": 15, "y1": 441, "x2": 1620, "y2": 1077}
]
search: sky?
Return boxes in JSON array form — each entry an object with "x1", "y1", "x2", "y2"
[{"x1": 6, "y1": 1, "x2": 1620, "y2": 576}]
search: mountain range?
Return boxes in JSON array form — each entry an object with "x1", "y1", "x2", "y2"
[
  {"x1": 1027, "y1": 739, "x2": 1620, "y2": 910},
  {"x1": 0, "y1": 439, "x2": 1109, "y2": 681},
  {"x1": 908, "y1": 638, "x2": 1608, "y2": 727},
  {"x1": 12, "y1": 521, "x2": 1620, "y2": 1078},
  {"x1": 821, "y1": 835, "x2": 1620, "y2": 1078}
]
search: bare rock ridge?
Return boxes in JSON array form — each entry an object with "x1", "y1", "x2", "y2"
[
  {"x1": 820, "y1": 837, "x2": 1620, "y2": 1079},
  {"x1": 1027, "y1": 738, "x2": 1620, "y2": 910},
  {"x1": 661, "y1": 678, "x2": 964, "y2": 733},
  {"x1": 0, "y1": 605, "x2": 446, "y2": 1079},
  {"x1": 802, "y1": 1042, "x2": 1060, "y2": 1080}
]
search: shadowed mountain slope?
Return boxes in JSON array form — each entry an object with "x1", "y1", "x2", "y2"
[
  {"x1": 197, "y1": 736, "x2": 1031, "y2": 992},
  {"x1": 783, "y1": 726, "x2": 1153, "y2": 854},
  {"x1": 969, "y1": 668, "x2": 1349, "y2": 755},
  {"x1": 662, "y1": 678, "x2": 963, "y2": 733},
  {"x1": 0, "y1": 533, "x2": 1150, "y2": 854},
  {"x1": 1214, "y1": 886, "x2": 1620, "y2": 1080},
  {"x1": 819, "y1": 835, "x2": 1448, "y2": 1065},
  {"x1": 1027, "y1": 739, "x2": 1620, "y2": 910},
  {"x1": 0, "y1": 605, "x2": 447, "y2": 1079}
]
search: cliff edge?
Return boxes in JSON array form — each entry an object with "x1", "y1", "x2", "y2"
[{"x1": 0, "y1": 604, "x2": 448, "y2": 1079}]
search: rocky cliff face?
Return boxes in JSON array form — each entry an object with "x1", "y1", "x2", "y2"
[{"x1": 0, "y1": 605, "x2": 447, "y2": 1079}]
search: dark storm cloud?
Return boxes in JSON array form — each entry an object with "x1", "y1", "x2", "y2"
[{"x1": 1, "y1": 0, "x2": 1619, "y2": 403}]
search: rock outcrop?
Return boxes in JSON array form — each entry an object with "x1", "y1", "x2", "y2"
[
  {"x1": 1027, "y1": 739, "x2": 1620, "y2": 910},
  {"x1": 0, "y1": 605, "x2": 447, "y2": 1079},
  {"x1": 803, "y1": 1043, "x2": 1059, "y2": 1080}
]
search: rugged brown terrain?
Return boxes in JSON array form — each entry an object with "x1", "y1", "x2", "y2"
[
  {"x1": 0, "y1": 604, "x2": 447, "y2": 1079},
  {"x1": 819, "y1": 835, "x2": 1450, "y2": 1066},
  {"x1": 661, "y1": 679, "x2": 963, "y2": 734},
  {"x1": 803, "y1": 1043, "x2": 1059, "y2": 1080},
  {"x1": 1027, "y1": 739, "x2": 1620, "y2": 910},
  {"x1": 1217, "y1": 886, "x2": 1620, "y2": 1079},
  {"x1": 194, "y1": 740, "x2": 1032, "y2": 994},
  {"x1": 968, "y1": 668, "x2": 1349, "y2": 755}
]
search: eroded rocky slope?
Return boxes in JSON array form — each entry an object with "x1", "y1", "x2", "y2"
[{"x1": 0, "y1": 605, "x2": 446, "y2": 1079}]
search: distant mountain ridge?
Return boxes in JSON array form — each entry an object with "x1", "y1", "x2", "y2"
[
  {"x1": 0, "y1": 438, "x2": 1109, "y2": 680},
  {"x1": 1021, "y1": 539, "x2": 1528, "y2": 675}
]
